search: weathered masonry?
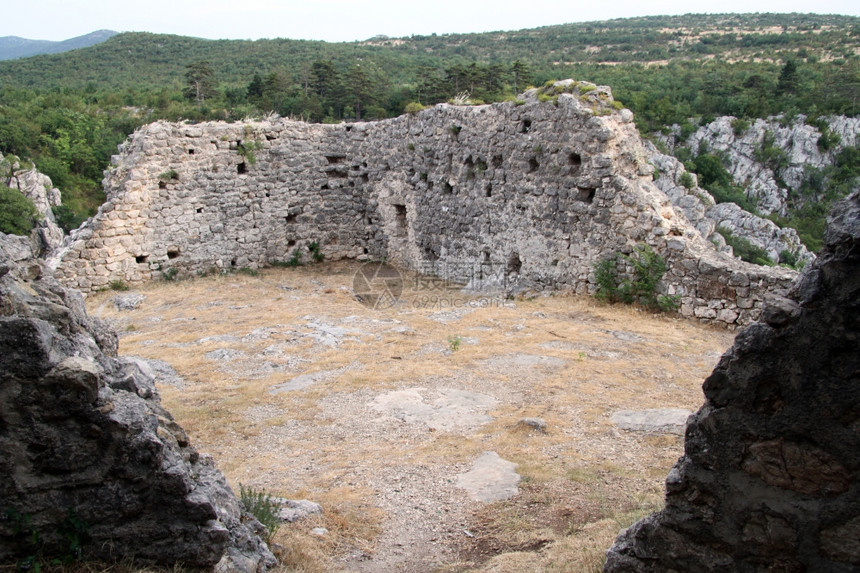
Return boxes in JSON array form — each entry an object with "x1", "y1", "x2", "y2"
[{"x1": 54, "y1": 82, "x2": 796, "y2": 326}]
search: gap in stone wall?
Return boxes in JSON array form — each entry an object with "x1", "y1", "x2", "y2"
[
  {"x1": 507, "y1": 252, "x2": 522, "y2": 275},
  {"x1": 576, "y1": 187, "x2": 596, "y2": 203},
  {"x1": 394, "y1": 205, "x2": 408, "y2": 236}
]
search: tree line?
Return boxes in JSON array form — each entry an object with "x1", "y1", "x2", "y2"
[{"x1": 0, "y1": 14, "x2": 858, "y2": 239}]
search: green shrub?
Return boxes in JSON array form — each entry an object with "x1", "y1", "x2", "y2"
[
  {"x1": 593, "y1": 256, "x2": 619, "y2": 303},
  {"x1": 755, "y1": 130, "x2": 789, "y2": 176},
  {"x1": 622, "y1": 244, "x2": 668, "y2": 309},
  {"x1": 679, "y1": 172, "x2": 695, "y2": 189},
  {"x1": 309, "y1": 241, "x2": 324, "y2": 263},
  {"x1": 0, "y1": 187, "x2": 38, "y2": 235},
  {"x1": 731, "y1": 117, "x2": 750, "y2": 136},
  {"x1": 593, "y1": 245, "x2": 677, "y2": 311},
  {"x1": 448, "y1": 335, "x2": 462, "y2": 352},
  {"x1": 689, "y1": 151, "x2": 732, "y2": 189},
  {"x1": 277, "y1": 249, "x2": 303, "y2": 267},
  {"x1": 3, "y1": 507, "x2": 89, "y2": 568},
  {"x1": 239, "y1": 484, "x2": 281, "y2": 543},
  {"x1": 716, "y1": 227, "x2": 774, "y2": 266},
  {"x1": 109, "y1": 280, "x2": 129, "y2": 291},
  {"x1": 708, "y1": 182, "x2": 759, "y2": 214},
  {"x1": 51, "y1": 204, "x2": 87, "y2": 233},
  {"x1": 816, "y1": 127, "x2": 841, "y2": 152},
  {"x1": 778, "y1": 249, "x2": 803, "y2": 269},
  {"x1": 237, "y1": 141, "x2": 262, "y2": 166},
  {"x1": 404, "y1": 102, "x2": 426, "y2": 114}
]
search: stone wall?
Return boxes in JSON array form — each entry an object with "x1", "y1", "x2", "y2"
[
  {"x1": 53, "y1": 81, "x2": 797, "y2": 327},
  {"x1": 604, "y1": 191, "x2": 860, "y2": 572}
]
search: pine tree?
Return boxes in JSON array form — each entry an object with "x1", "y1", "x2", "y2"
[{"x1": 184, "y1": 61, "x2": 217, "y2": 106}]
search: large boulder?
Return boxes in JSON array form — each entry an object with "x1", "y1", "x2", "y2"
[
  {"x1": 0, "y1": 233, "x2": 276, "y2": 571},
  {"x1": 604, "y1": 191, "x2": 860, "y2": 572}
]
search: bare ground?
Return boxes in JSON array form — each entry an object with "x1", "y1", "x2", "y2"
[{"x1": 87, "y1": 262, "x2": 735, "y2": 572}]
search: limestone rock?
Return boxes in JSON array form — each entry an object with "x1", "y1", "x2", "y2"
[
  {"x1": 2, "y1": 153, "x2": 66, "y2": 252},
  {"x1": 610, "y1": 408, "x2": 691, "y2": 435},
  {"x1": 0, "y1": 235, "x2": 275, "y2": 570},
  {"x1": 604, "y1": 191, "x2": 860, "y2": 572},
  {"x1": 275, "y1": 499, "x2": 323, "y2": 523},
  {"x1": 515, "y1": 417, "x2": 547, "y2": 433},
  {"x1": 113, "y1": 292, "x2": 145, "y2": 311},
  {"x1": 456, "y1": 451, "x2": 521, "y2": 503},
  {"x1": 647, "y1": 144, "x2": 813, "y2": 266},
  {"x1": 686, "y1": 115, "x2": 860, "y2": 217}
]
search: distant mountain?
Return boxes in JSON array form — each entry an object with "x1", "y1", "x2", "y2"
[{"x1": 0, "y1": 29, "x2": 117, "y2": 60}]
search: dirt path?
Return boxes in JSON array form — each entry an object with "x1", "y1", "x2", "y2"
[{"x1": 89, "y1": 262, "x2": 734, "y2": 572}]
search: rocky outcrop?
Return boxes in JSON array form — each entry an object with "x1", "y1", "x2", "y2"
[
  {"x1": 659, "y1": 115, "x2": 860, "y2": 218},
  {"x1": 604, "y1": 191, "x2": 860, "y2": 572},
  {"x1": 686, "y1": 115, "x2": 860, "y2": 216},
  {"x1": 2, "y1": 154, "x2": 65, "y2": 252},
  {"x1": 0, "y1": 233, "x2": 275, "y2": 571},
  {"x1": 53, "y1": 81, "x2": 797, "y2": 328},
  {"x1": 648, "y1": 147, "x2": 813, "y2": 266}
]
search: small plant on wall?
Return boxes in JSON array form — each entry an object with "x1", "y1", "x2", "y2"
[{"x1": 237, "y1": 141, "x2": 263, "y2": 166}]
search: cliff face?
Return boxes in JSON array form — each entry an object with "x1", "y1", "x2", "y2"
[
  {"x1": 53, "y1": 82, "x2": 796, "y2": 328},
  {"x1": 652, "y1": 114, "x2": 860, "y2": 266},
  {"x1": 648, "y1": 148, "x2": 813, "y2": 266},
  {"x1": 685, "y1": 115, "x2": 860, "y2": 217},
  {"x1": 604, "y1": 191, "x2": 860, "y2": 572},
  {"x1": 0, "y1": 233, "x2": 275, "y2": 571},
  {"x1": 2, "y1": 154, "x2": 65, "y2": 252}
]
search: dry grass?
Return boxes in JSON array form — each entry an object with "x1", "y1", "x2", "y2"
[
  {"x1": 0, "y1": 562, "x2": 203, "y2": 573},
  {"x1": 85, "y1": 262, "x2": 735, "y2": 572}
]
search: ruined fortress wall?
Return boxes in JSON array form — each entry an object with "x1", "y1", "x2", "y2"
[{"x1": 54, "y1": 85, "x2": 796, "y2": 327}]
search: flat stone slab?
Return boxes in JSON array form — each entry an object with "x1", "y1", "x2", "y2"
[
  {"x1": 303, "y1": 318, "x2": 369, "y2": 346},
  {"x1": 456, "y1": 451, "x2": 521, "y2": 502},
  {"x1": 205, "y1": 348, "x2": 247, "y2": 361},
  {"x1": 611, "y1": 408, "x2": 692, "y2": 435},
  {"x1": 480, "y1": 353, "x2": 567, "y2": 370},
  {"x1": 371, "y1": 388, "x2": 496, "y2": 431},
  {"x1": 269, "y1": 363, "x2": 358, "y2": 394}
]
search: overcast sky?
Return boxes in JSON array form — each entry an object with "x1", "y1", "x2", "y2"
[{"x1": 5, "y1": 0, "x2": 859, "y2": 43}]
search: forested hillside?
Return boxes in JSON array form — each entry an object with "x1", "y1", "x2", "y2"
[{"x1": 0, "y1": 13, "x2": 858, "y2": 243}]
